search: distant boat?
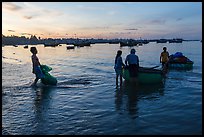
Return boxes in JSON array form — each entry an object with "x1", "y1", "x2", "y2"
[
  {"x1": 168, "y1": 38, "x2": 183, "y2": 43},
  {"x1": 74, "y1": 43, "x2": 84, "y2": 47},
  {"x1": 120, "y1": 42, "x2": 136, "y2": 47},
  {"x1": 44, "y1": 43, "x2": 58, "y2": 47},
  {"x1": 138, "y1": 43, "x2": 143, "y2": 46},
  {"x1": 73, "y1": 42, "x2": 91, "y2": 47},
  {"x1": 83, "y1": 43, "x2": 91, "y2": 46},
  {"x1": 66, "y1": 45, "x2": 75, "y2": 49},
  {"x1": 142, "y1": 40, "x2": 149, "y2": 44},
  {"x1": 109, "y1": 41, "x2": 119, "y2": 44},
  {"x1": 24, "y1": 45, "x2": 28, "y2": 49},
  {"x1": 156, "y1": 39, "x2": 167, "y2": 43}
]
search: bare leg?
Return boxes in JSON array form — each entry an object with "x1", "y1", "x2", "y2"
[
  {"x1": 162, "y1": 63, "x2": 168, "y2": 74},
  {"x1": 120, "y1": 75, "x2": 122, "y2": 86},
  {"x1": 116, "y1": 76, "x2": 118, "y2": 86},
  {"x1": 31, "y1": 78, "x2": 39, "y2": 86}
]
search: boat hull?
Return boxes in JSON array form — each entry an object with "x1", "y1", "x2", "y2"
[
  {"x1": 44, "y1": 43, "x2": 58, "y2": 47},
  {"x1": 168, "y1": 62, "x2": 193, "y2": 70},
  {"x1": 122, "y1": 67, "x2": 163, "y2": 84}
]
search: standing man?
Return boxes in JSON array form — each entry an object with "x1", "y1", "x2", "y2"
[
  {"x1": 160, "y1": 47, "x2": 169, "y2": 69},
  {"x1": 125, "y1": 48, "x2": 139, "y2": 77}
]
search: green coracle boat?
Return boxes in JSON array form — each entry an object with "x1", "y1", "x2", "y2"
[{"x1": 122, "y1": 67, "x2": 164, "y2": 84}]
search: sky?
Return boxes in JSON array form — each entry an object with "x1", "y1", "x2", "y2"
[{"x1": 2, "y1": 2, "x2": 202, "y2": 40}]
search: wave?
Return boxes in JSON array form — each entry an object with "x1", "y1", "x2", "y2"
[{"x1": 2, "y1": 56, "x2": 22, "y2": 63}]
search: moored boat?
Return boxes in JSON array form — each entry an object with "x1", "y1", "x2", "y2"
[
  {"x1": 156, "y1": 39, "x2": 167, "y2": 43},
  {"x1": 66, "y1": 45, "x2": 75, "y2": 49},
  {"x1": 120, "y1": 42, "x2": 136, "y2": 47},
  {"x1": 168, "y1": 38, "x2": 183, "y2": 43},
  {"x1": 24, "y1": 45, "x2": 28, "y2": 49},
  {"x1": 168, "y1": 52, "x2": 193, "y2": 70},
  {"x1": 122, "y1": 67, "x2": 164, "y2": 84},
  {"x1": 44, "y1": 43, "x2": 59, "y2": 47}
]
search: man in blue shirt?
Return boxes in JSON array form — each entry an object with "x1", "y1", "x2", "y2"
[{"x1": 125, "y1": 49, "x2": 139, "y2": 77}]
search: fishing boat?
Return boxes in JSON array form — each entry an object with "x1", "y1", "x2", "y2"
[
  {"x1": 44, "y1": 43, "x2": 59, "y2": 47},
  {"x1": 168, "y1": 52, "x2": 194, "y2": 70},
  {"x1": 120, "y1": 42, "x2": 136, "y2": 47},
  {"x1": 122, "y1": 66, "x2": 164, "y2": 84},
  {"x1": 168, "y1": 38, "x2": 183, "y2": 43},
  {"x1": 13, "y1": 44, "x2": 18, "y2": 47},
  {"x1": 23, "y1": 45, "x2": 28, "y2": 49},
  {"x1": 72, "y1": 42, "x2": 91, "y2": 47},
  {"x1": 156, "y1": 39, "x2": 168, "y2": 43},
  {"x1": 66, "y1": 45, "x2": 75, "y2": 49},
  {"x1": 138, "y1": 43, "x2": 143, "y2": 46}
]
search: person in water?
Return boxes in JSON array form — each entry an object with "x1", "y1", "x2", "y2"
[
  {"x1": 125, "y1": 48, "x2": 139, "y2": 77},
  {"x1": 114, "y1": 50, "x2": 125, "y2": 87},
  {"x1": 30, "y1": 47, "x2": 44, "y2": 86},
  {"x1": 160, "y1": 47, "x2": 169, "y2": 69}
]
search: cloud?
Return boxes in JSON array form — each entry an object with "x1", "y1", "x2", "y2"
[
  {"x1": 23, "y1": 15, "x2": 33, "y2": 20},
  {"x1": 77, "y1": 4, "x2": 105, "y2": 11},
  {"x1": 110, "y1": 32, "x2": 134, "y2": 35},
  {"x1": 20, "y1": 33, "x2": 32, "y2": 35},
  {"x1": 42, "y1": 9, "x2": 63, "y2": 17},
  {"x1": 125, "y1": 28, "x2": 138, "y2": 31},
  {"x1": 79, "y1": 26, "x2": 110, "y2": 30},
  {"x1": 4, "y1": 2, "x2": 63, "y2": 21},
  {"x1": 8, "y1": 29, "x2": 15, "y2": 32},
  {"x1": 176, "y1": 18, "x2": 183, "y2": 21},
  {"x1": 107, "y1": 11, "x2": 117, "y2": 16},
  {"x1": 2, "y1": 2, "x2": 22, "y2": 11},
  {"x1": 150, "y1": 19, "x2": 166, "y2": 25}
]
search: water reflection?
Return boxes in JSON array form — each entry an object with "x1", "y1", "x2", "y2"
[
  {"x1": 115, "y1": 81, "x2": 165, "y2": 119},
  {"x1": 32, "y1": 85, "x2": 53, "y2": 134}
]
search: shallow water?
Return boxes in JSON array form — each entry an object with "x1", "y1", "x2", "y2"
[{"x1": 2, "y1": 41, "x2": 202, "y2": 135}]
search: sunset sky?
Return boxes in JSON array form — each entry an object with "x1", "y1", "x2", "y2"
[{"x1": 2, "y1": 2, "x2": 202, "y2": 40}]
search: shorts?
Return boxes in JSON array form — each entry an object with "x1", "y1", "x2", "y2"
[
  {"x1": 115, "y1": 69, "x2": 122, "y2": 76},
  {"x1": 129, "y1": 64, "x2": 138, "y2": 77},
  {"x1": 162, "y1": 62, "x2": 169, "y2": 68},
  {"x1": 34, "y1": 66, "x2": 45, "y2": 79}
]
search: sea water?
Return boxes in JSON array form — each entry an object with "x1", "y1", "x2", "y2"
[{"x1": 2, "y1": 41, "x2": 202, "y2": 135}]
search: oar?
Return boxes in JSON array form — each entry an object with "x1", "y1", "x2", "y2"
[
  {"x1": 139, "y1": 65, "x2": 160, "y2": 70},
  {"x1": 149, "y1": 65, "x2": 160, "y2": 69}
]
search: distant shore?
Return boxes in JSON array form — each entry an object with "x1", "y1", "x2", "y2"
[{"x1": 2, "y1": 35, "x2": 201, "y2": 46}]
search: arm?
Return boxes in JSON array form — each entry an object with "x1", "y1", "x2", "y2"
[
  {"x1": 160, "y1": 53, "x2": 162, "y2": 63},
  {"x1": 137, "y1": 56, "x2": 139, "y2": 67},
  {"x1": 125, "y1": 56, "x2": 128, "y2": 66},
  {"x1": 31, "y1": 56, "x2": 35, "y2": 73},
  {"x1": 32, "y1": 64, "x2": 35, "y2": 73},
  {"x1": 121, "y1": 58, "x2": 125, "y2": 67},
  {"x1": 118, "y1": 57, "x2": 125, "y2": 67},
  {"x1": 36, "y1": 56, "x2": 41, "y2": 66},
  {"x1": 167, "y1": 52, "x2": 170, "y2": 61}
]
